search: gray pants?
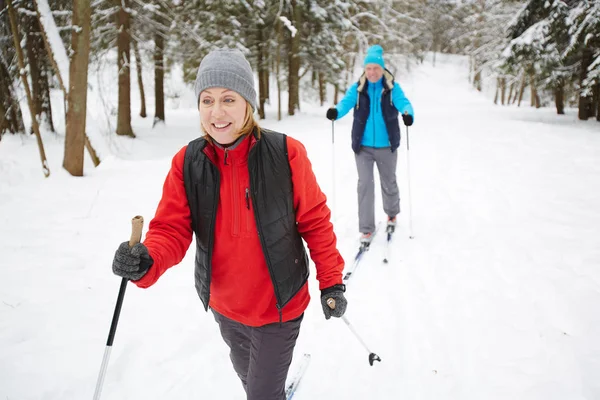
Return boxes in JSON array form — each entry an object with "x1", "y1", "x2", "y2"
[
  {"x1": 355, "y1": 146, "x2": 400, "y2": 233},
  {"x1": 211, "y1": 310, "x2": 303, "y2": 400}
]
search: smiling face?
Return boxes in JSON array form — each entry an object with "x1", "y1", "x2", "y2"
[
  {"x1": 365, "y1": 64, "x2": 384, "y2": 83},
  {"x1": 198, "y1": 88, "x2": 248, "y2": 144}
]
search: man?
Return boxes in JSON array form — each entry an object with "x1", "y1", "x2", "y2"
[{"x1": 327, "y1": 44, "x2": 414, "y2": 244}]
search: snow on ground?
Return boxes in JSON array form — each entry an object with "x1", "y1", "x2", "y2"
[{"x1": 1, "y1": 52, "x2": 599, "y2": 400}]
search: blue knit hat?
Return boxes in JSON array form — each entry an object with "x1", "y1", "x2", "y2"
[{"x1": 363, "y1": 45, "x2": 385, "y2": 68}]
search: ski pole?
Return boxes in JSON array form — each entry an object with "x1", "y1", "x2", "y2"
[
  {"x1": 93, "y1": 216, "x2": 144, "y2": 400},
  {"x1": 331, "y1": 120, "x2": 336, "y2": 221},
  {"x1": 405, "y1": 121, "x2": 414, "y2": 239},
  {"x1": 327, "y1": 299, "x2": 382, "y2": 366}
]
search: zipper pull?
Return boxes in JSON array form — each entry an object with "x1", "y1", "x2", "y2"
[
  {"x1": 245, "y1": 188, "x2": 250, "y2": 209},
  {"x1": 224, "y1": 149, "x2": 229, "y2": 165}
]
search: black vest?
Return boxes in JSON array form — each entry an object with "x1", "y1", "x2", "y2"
[
  {"x1": 182, "y1": 129, "x2": 309, "y2": 314},
  {"x1": 351, "y1": 69, "x2": 401, "y2": 153}
]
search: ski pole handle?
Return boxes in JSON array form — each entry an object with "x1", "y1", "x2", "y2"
[
  {"x1": 129, "y1": 215, "x2": 144, "y2": 247},
  {"x1": 327, "y1": 298, "x2": 336, "y2": 309}
]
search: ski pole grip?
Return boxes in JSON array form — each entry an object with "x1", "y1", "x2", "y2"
[
  {"x1": 327, "y1": 298, "x2": 336, "y2": 309},
  {"x1": 129, "y1": 216, "x2": 144, "y2": 248}
]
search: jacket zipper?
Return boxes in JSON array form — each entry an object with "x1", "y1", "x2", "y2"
[
  {"x1": 245, "y1": 188, "x2": 250, "y2": 209},
  {"x1": 372, "y1": 84, "x2": 376, "y2": 147},
  {"x1": 248, "y1": 146, "x2": 284, "y2": 324}
]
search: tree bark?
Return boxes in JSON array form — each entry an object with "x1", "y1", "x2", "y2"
[
  {"x1": 507, "y1": 81, "x2": 514, "y2": 105},
  {"x1": 591, "y1": 83, "x2": 599, "y2": 120},
  {"x1": 500, "y1": 77, "x2": 506, "y2": 105},
  {"x1": 594, "y1": 84, "x2": 600, "y2": 122},
  {"x1": 133, "y1": 39, "x2": 146, "y2": 118},
  {"x1": 554, "y1": 80, "x2": 565, "y2": 115},
  {"x1": 318, "y1": 71, "x2": 325, "y2": 106},
  {"x1": 63, "y1": 0, "x2": 91, "y2": 176},
  {"x1": 276, "y1": 17, "x2": 282, "y2": 121},
  {"x1": 33, "y1": 0, "x2": 99, "y2": 166},
  {"x1": 0, "y1": 53, "x2": 25, "y2": 135},
  {"x1": 578, "y1": 47, "x2": 593, "y2": 121},
  {"x1": 7, "y1": 0, "x2": 50, "y2": 176},
  {"x1": 494, "y1": 78, "x2": 499, "y2": 104},
  {"x1": 517, "y1": 72, "x2": 527, "y2": 107},
  {"x1": 287, "y1": 0, "x2": 301, "y2": 116},
  {"x1": 257, "y1": 30, "x2": 267, "y2": 120},
  {"x1": 25, "y1": 1, "x2": 54, "y2": 132},
  {"x1": 115, "y1": 0, "x2": 134, "y2": 136},
  {"x1": 153, "y1": 8, "x2": 165, "y2": 126}
]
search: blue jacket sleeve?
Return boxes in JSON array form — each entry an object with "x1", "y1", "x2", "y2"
[
  {"x1": 335, "y1": 82, "x2": 359, "y2": 119},
  {"x1": 392, "y1": 82, "x2": 414, "y2": 121}
]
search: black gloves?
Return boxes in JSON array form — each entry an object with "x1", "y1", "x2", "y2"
[
  {"x1": 320, "y1": 284, "x2": 347, "y2": 320},
  {"x1": 326, "y1": 108, "x2": 338, "y2": 121},
  {"x1": 112, "y1": 242, "x2": 153, "y2": 281},
  {"x1": 402, "y1": 113, "x2": 413, "y2": 126}
]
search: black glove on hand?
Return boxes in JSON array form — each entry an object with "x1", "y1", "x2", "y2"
[
  {"x1": 402, "y1": 113, "x2": 413, "y2": 126},
  {"x1": 112, "y1": 242, "x2": 153, "y2": 281},
  {"x1": 326, "y1": 107, "x2": 338, "y2": 121},
  {"x1": 321, "y1": 284, "x2": 347, "y2": 320}
]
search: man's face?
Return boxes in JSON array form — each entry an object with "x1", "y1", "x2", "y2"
[{"x1": 365, "y1": 64, "x2": 384, "y2": 83}]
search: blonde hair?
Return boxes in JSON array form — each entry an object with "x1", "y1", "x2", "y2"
[{"x1": 201, "y1": 102, "x2": 261, "y2": 142}]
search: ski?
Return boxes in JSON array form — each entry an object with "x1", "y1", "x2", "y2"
[
  {"x1": 343, "y1": 223, "x2": 381, "y2": 283},
  {"x1": 382, "y1": 224, "x2": 395, "y2": 264},
  {"x1": 285, "y1": 353, "x2": 311, "y2": 400}
]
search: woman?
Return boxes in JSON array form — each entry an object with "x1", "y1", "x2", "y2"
[
  {"x1": 326, "y1": 44, "x2": 414, "y2": 244},
  {"x1": 112, "y1": 48, "x2": 347, "y2": 400}
]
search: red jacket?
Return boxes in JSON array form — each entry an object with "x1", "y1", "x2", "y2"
[{"x1": 134, "y1": 134, "x2": 344, "y2": 327}]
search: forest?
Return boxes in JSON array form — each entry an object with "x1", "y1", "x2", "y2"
[{"x1": 1, "y1": 0, "x2": 599, "y2": 176}]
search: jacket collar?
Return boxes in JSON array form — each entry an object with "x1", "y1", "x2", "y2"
[{"x1": 357, "y1": 68, "x2": 395, "y2": 93}]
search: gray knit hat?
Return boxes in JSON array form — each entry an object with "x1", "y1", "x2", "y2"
[{"x1": 194, "y1": 48, "x2": 257, "y2": 110}]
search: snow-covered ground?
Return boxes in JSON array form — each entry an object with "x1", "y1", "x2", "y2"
[{"x1": 1, "y1": 53, "x2": 599, "y2": 400}]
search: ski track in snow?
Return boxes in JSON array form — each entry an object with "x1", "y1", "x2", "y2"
[{"x1": 1, "y1": 53, "x2": 600, "y2": 399}]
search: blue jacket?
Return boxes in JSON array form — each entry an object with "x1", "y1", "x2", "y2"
[{"x1": 335, "y1": 70, "x2": 413, "y2": 153}]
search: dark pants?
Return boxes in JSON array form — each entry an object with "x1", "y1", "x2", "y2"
[{"x1": 211, "y1": 310, "x2": 303, "y2": 400}]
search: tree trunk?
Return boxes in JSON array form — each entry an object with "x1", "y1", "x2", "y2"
[
  {"x1": 594, "y1": 84, "x2": 600, "y2": 122},
  {"x1": 7, "y1": 0, "x2": 49, "y2": 176},
  {"x1": 591, "y1": 83, "x2": 599, "y2": 120},
  {"x1": 507, "y1": 81, "x2": 514, "y2": 105},
  {"x1": 276, "y1": 17, "x2": 282, "y2": 121},
  {"x1": 63, "y1": 0, "x2": 91, "y2": 176},
  {"x1": 578, "y1": 47, "x2": 593, "y2": 121},
  {"x1": 153, "y1": 8, "x2": 165, "y2": 126},
  {"x1": 473, "y1": 68, "x2": 482, "y2": 92},
  {"x1": 554, "y1": 80, "x2": 565, "y2": 115},
  {"x1": 257, "y1": 30, "x2": 267, "y2": 120},
  {"x1": 0, "y1": 53, "x2": 25, "y2": 135},
  {"x1": 287, "y1": 0, "x2": 301, "y2": 116},
  {"x1": 500, "y1": 77, "x2": 506, "y2": 105},
  {"x1": 494, "y1": 78, "x2": 499, "y2": 104},
  {"x1": 318, "y1": 71, "x2": 325, "y2": 106},
  {"x1": 334, "y1": 85, "x2": 339, "y2": 104},
  {"x1": 517, "y1": 72, "x2": 527, "y2": 107},
  {"x1": 133, "y1": 39, "x2": 146, "y2": 118},
  {"x1": 24, "y1": 1, "x2": 54, "y2": 132},
  {"x1": 530, "y1": 72, "x2": 540, "y2": 108},
  {"x1": 115, "y1": 0, "x2": 134, "y2": 137}
]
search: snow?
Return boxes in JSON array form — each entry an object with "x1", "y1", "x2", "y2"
[
  {"x1": 35, "y1": 0, "x2": 70, "y2": 89},
  {"x1": 1, "y1": 52, "x2": 600, "y2": 400}
]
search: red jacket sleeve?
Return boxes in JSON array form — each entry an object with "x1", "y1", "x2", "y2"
[
  {"x1": 287, "y1": 136, "x2": 345, "y2": 290},
  {"x1": 134, "y1": 146, "x2": 193, "y2": 288}
]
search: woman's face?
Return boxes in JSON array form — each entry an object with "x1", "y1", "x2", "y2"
[{"x1": 199, "y1": 88, "x2": 247, "y2": 144}]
